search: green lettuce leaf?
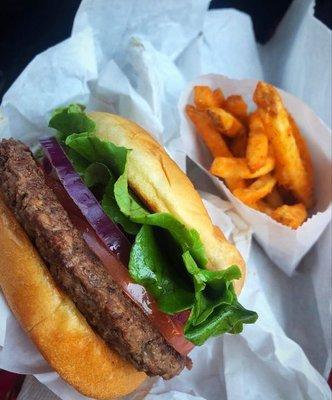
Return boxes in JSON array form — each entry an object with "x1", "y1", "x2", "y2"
[
  {"x1": 49, "y1": 104, "x2": 258, "y2": 346},
  {"x1": 84, "y1": 162, "x2": 140, "y2": 235},
  {"x1": 83, "y1": 162, "x2": 111, "y2": 188},
  {"x1": 183, "y1": 252, "x2": 238, "y2": 325},
  {"x1": 102, "y1": 178, "x2": 140, "y2": 236},
  {"x1": 113, "y1": 174, "x2": 207, "y2": 267},
  {"x1": 185, "y1": 300, "x2": 258, "y2": 345},
  {"x1": 67, "y1": 148, "x2": 90, "y2": 175},
  {"x1": 182, "y1": 252, "x2": 257, "y2": 344},
  {"x1": 133, "y1": 213, "x2": 207, "y2": 268},
  {"x1": 129, "y1": 225, "x2": 194, "y2": 314},
  {"x1": 114, "y1": 171, "x2": 149, "y2": 220},
  {"x1": 49, "y1": 104, "x2": 96, "y2": 140},
  {"x1": 66, "y1": 132, "x2": 147, "y2": 223},
  {"x1": 65, "y1": 131, "x2": 128, "y2": 175}
]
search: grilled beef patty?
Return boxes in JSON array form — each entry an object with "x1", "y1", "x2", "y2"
[{"x1": 0, "y1": 139, "x2": 189, "y2": 379}]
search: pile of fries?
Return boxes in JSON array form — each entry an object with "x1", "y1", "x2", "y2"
[{"x1": 186, "y1": 81, "x2": 314, "y2": 229}]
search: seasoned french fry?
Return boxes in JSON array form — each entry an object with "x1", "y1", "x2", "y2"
[
  {"x1": 288, "y1": 113, "x2": 314, "y2": 192},
  {"x1": 186, "y1": 105, "x2": 246, "y2": 189},
  {"x1": 226, "y1": 178, "x2": 247, "y2": 191},
  {"x1": 265, "y1": 186, "x2": 284, "y2": 208},
  {"x1": 194, "y1": 86, "x2": 224, "y2": 110},
  {"x1": 230, "y1": 133, "x2": 248, "y2": 157},
  {"x1": 246, "y1": 112, "x2": 269, "y2": 172},
  {"x1": 186, "y1": 105, "x2": 246, "y2": 190},
  {"x1": 224, "y1": 95, "x2": 248, "y2": 122},
  {"x1": 213, "y1": 89, "x2": 225, "y2": 107},
  {"x1": 210, "y1": 156, "x2": 275, "y2": 180},
  {"x1": 251, "y1": 200, "x2": 274, "y2": 216},
  {"x1": 185, "y1": 105, "x2": 231, "y2": 157},
  {"x1": 254, "y1": 81, "x2": 313, "y2": 208},
  {"x1": 187, "y1": 81, "x2": 313, "y2": 225},
  {"x1": 279, "y1": 186, "x2": 297, "y2": 204},
  {"x1": 271, "y1": 203, "x2": 308, "y2": 229},
  {"x1": 233, "y1": 174, "x2": 276, "y2": 204},
  {"x1": 207, "y1": 107, "x2": 246, "y2": 137}
]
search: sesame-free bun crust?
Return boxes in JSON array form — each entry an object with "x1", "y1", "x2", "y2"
[
  {"x1": 0, "y1": 112, "x2": 245, "y2": 399},
  {"x1": 0, "y1": 196, "x2": 146, "y2": 400},
  {"x1": 89, "y1": 112, "x2": 246, "y2": 293}
]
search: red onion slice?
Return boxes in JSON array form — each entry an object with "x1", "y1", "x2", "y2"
[{"x1": 40, "y1": 136, "x2": 131, "y2": 265}]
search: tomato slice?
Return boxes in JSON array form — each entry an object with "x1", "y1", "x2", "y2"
[{"x1": 44, "y1": 172, "x2": 194, "y2": 356}]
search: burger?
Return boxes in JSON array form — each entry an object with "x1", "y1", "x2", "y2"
[{"x1": 0, "y1": 104, "x2": 257, "y2": 399}]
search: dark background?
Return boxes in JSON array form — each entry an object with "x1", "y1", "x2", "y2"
[{"x1": 0, "y1": 0, "x2": 331, "y2": 99}]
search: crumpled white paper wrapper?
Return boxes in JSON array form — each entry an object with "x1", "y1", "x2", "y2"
[
  {"x1": 0, "y1": 0, "x2": 331, "y2": 399},
  {"x1": 179, "y1": 74, "x2": 332, "y2": 275}
]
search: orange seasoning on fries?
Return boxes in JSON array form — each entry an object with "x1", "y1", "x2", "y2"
[{"x1": 186, "y1": 81, "x2": 314, "y2": 229}]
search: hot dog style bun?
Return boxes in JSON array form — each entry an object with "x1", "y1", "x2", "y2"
[
  {"x1": 89, "y1": 111, "x2": 246, "y2": 294},
  {"x1": 0, "y1": 111, "x2": 246, "y2": 400}
]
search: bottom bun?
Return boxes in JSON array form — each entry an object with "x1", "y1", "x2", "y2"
[{"x1": 0, "y1": 196, "x2": 146, "y2": 400}]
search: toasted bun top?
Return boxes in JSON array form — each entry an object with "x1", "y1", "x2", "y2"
[
  {"x1": 0, "y1": 196, "x2": 146, "y2": 400},
  {"x1": 89, "y1": 112, "x2": 246, "y2": 293}
]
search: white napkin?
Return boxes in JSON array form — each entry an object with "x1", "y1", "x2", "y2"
[{"x1": 1, "y1": 1, "x2": 331, "y2": 399}]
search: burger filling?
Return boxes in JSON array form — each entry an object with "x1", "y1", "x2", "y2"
[
  {"x1": 47, "y1": 104, "x2": 257, "y2": 346},
  {"x1": 0, "y1": 104, "x2": 257, "y2": 378},
  {"x1": 0, "y1": 139, "x2": 188, "y2": 379}
]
